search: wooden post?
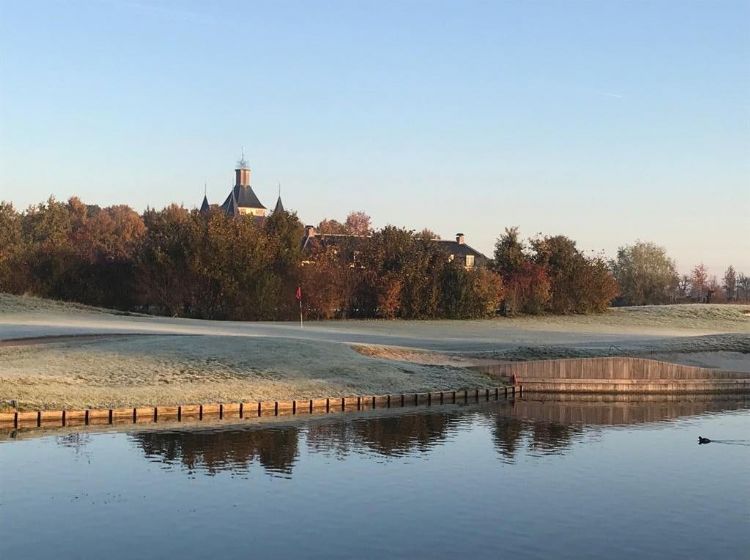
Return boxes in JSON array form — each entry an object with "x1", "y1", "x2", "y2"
[
  {"x1": 153, "y1": 407, "x2": 158, "y2": 422},
  {"x1": 109, "y1": 409, "x2": 113, "y2": 424},
  {"x1": 401, "y1": 394, "x2": 405, "y2": 407},
  {"x1": 464, "y1": 390, "x2": 468, "y2": 402},
  {"x1": 504, "y1": 387, "x2": 508, "y2": 398},
  {"x1": 475, "y1": 389, "x2": 479, "y2": 401},
  {"x1": 219, "y1": 404, "x2": 224, "y2": 419},
  {"x1": 495, "y1": 388, "x2": 499, "y2": 400},
  {"x1": 274, "y1": 402, "x2": 279, "y2": 416},
  {"x1": 452, "y1": 391, "x2": 456, "y2": 403},
  {"x1": 486, "y1": 388, "x2": 490, "y2": 401},
  {"x1": 309, "y1": 399, "x2": 313, "y2": 414},
  {"x1": 440, "y1": 392, "x2": 444, "y2": 404},
  {"x1": 414, "y1": 394, "x2": 418, "y2": 406},
  {"x1": 257, "y1": 402, "x2": 262, "y2": 417},
  {"x1": 357, "y1": 396, "x2": 361, "y2": 410},
  {"x1": 62, "y1": 410, "x2": 66, "y2": 427},
  {"x1": 199, "y1": 404, "x2": 203, "y2": 420},
  {"x1": 428, "y1": 393, "x2": 432, "y2": 406},
  {"x1": 326, "y1": 398, "x2": 330, "y2": 413},
  {"x1": 341, "y1": 397, "x2": 345, "y2": 411},
  {"x1": 133, "y1": 408, "x2": 137, "y2": 423},
  {"x1": 177, "y1": 406, "x2": 182, "y2": 421},
  {"x1": 372, "y1": 396, "x2": 376, "y2": 408},
  {"x1": 387, "y1": 395, "x2": 391, "y2": 408},
  {"x1": 239, "y1": 402, "x2": 244, "y2": 419},
  {"x1": 37, "y1": 410, "x2": 41, "y2": 427},
  {"x1": 85, "y1": 410, "x2": 90, "y2": 425},
  {"x1": 13, "y1": 411, "x2": 18, "y2": 429},
  {"x1": 292, "y1": 400, "x2": 297, "y2": 414}
]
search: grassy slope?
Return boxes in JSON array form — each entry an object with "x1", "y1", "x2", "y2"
[{"x1": 1, "y1": 294, "x2": 748, "y2": 409}]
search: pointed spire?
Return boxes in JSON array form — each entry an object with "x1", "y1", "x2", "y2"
[
  {"x1": 200, "y1": 181, "x2": 210, "y2": 214},
  {"x1": 237, "y1": 147, "x2": 249, "y2": 169}
]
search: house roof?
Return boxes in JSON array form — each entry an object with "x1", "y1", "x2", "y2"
[
  {"x1": 434, "y1": 239, "x2": 487, "y2": 261},
  {"x1": 230, "y1": 184, "x2": 266, "y2": 209},
  {"x1": 301, "y1": 232, "x2": 489, "y2": 264},
  {"x1": 219, "y1": 184, "x2": 266, "y2": 216},
  {"x1": 273, "y1": 196, "x2": 285, "y2": 213},
  {"x1": 199, "y1": 195, "x2": 210, "y2": 214},
  {"x1": 220, "y1": 191, "x2": 239, "y2": 216}
]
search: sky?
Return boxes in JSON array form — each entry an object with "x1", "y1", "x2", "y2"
[{"x1": 1, "y1": 0, "x2": 748, "y2": 276}]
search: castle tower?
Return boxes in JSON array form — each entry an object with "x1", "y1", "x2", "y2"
[
  {"x1": 220, "y1": 151, "x2": 266, "y2": 218},
  {"x1": 235, "y1": 153, "x2": 252, "y2": 187}
]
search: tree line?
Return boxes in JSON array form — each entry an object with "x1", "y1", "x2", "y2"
[{"x1": 0, "y1": 197, "x2": 744, "y2": 320}]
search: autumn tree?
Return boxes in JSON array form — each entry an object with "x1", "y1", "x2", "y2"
[
  {"x1": 344, "y1": 211, "x2": 372, "y2": 236},
  {"x1": 417, "y1": 228, "x2": 440, "y2": 240},
  {"x1": 610, "y1": 241, "x2": 679, "y2": 305},
  {"x1": 530, "y1": 234, "x2": 617, "y2": 314},
  {"x1": 317, "y1": 218, "x2": 347, "y2": 234},
  {"x1": 0, "y1": 202, "x2": 26, "y2": 293},
  {"x1": 493, "y1": 227, "x2": 526, "y2": 277}
]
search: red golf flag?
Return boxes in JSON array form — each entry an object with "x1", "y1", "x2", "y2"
[{"x1": 295, "y1": 286, "x2": 302, "y2": 301}]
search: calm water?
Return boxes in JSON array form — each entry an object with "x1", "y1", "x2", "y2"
[{"x1": 1, "y1": 397, "x2": 748, "y2": 559}]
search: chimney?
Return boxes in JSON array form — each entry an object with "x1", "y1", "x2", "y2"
[
  {"x1": 456, "y1": 233, "x2": 465, "y2": 245},
  {"x1": 304, "y1": 225, "x2": 317, "y2": 238}
]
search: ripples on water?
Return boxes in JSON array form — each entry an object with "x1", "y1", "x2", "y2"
[{"x1": 1, "y1": 396, "x2": 748, "y2": 559}]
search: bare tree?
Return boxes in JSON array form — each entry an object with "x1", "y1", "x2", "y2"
[
  {"x1": 723, "y1": 265, "x2": 737, "y2": 301},
  {"x1": 678, "y1": 274, "x2": 691, "y2": 298},
  {"x1": 690, "y1": 263, "x2": 708, "y2": 302},
  {"x1": 737, "y1": 273, "x2": 750, "y2": 303}
]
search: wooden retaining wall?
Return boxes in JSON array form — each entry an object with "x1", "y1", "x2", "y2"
[
  {"x1": 0, "y1": 386, "x2": 519, "y2": 431},
  {"x1": 475, "y1": 357, "x2": 750, "y2": 394}
]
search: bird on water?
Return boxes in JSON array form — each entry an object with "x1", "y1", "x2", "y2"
[{"x1": 698, "y1": 436, "x2": 711, "y2": 445}]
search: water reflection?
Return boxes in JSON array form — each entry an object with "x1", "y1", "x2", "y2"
[
  {"x1": 136, "y1": 426, "x2": 299, "y2": 476},
  {"x1": 306, "y1": 411, "x2": 459, "y2": 458},
  {"x1": 124, "y1": 396, "x2": 747, "y2": 477}
]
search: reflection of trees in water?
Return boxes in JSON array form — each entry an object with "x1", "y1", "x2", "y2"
[
  {"x1": 492, "y1": 416, "x2": 526, "y2": 461},
  {"x1": 306, "y1": 412, "x2": 459, "y2": 457},
  {"x1": 528, "y1": 421, "x2": 582, "y2": 453},
  {"x1": 490, "y1": 414, "x2": 582, "y2": 462},
  {"x1": 132, "y1": 427, "x2": 299, "y2": 476}
]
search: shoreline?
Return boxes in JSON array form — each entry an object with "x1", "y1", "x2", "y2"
[{"x1": 1, "y1": 294, "x2": 748, "y2": 411}]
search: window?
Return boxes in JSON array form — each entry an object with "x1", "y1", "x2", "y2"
[{"x1": 465, "y1": 255, "x2": 475, "y2": 268}]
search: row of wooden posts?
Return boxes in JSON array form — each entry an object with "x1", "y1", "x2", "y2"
[{"x1": 0, "y1": 386, "x2": 522, "y2": 430}]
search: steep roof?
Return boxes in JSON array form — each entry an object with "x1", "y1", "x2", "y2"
[
  {"x1": 435, "y1": 239, "x2": 487, "y2": 260},
  {"x1": 220, "y1": 191, "x2": 239, "y2": 216},
  {"x1": 232, "y1": 184, "x2": 266, "y2": 209},
  {"x1": 273, "y1": 196, "x2": 285, "y2": 213},
  {"x1": 199, "y1": 195, "x2": 210, "y2": 214},
  {"x1": 301, "y1": 232, "x2": 489, "y2": 265}
]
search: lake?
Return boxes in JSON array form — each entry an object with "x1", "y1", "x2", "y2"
[{"x1": 1, "y1": 396, "x2": 748, "y2": 559}]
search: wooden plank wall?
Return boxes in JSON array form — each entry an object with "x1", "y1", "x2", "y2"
[
  {"x1": 477, "y1": 357, "x2": 749, "y2": 381},
  {"x1": 0, "y1": 386, "x2": 518, "y2": 431}
]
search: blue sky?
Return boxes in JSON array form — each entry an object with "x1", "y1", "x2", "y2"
[{"x1": 1, "y1": 0, "x2": 748, "y2": 275}]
